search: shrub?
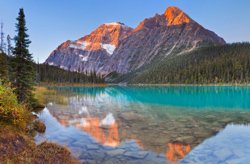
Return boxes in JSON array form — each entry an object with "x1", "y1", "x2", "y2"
[{"x1": 0, "y1": 83, "x2": 30, "y2": 129}]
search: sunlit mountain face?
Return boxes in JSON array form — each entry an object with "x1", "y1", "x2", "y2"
[
  {"x1": 45, "y1": 6, "x2": 225, "y2": 76},
  {"x1": 36, "y1": 86, "x2": 250, "y2": 163}
]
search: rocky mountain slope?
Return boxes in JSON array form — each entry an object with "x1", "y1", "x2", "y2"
[
  {"x1": 46, "y1": 22, "x2": 133, "y2": 74},
  {"x1": 45, "y1": 6, "x2": 225, "y2": 76}
]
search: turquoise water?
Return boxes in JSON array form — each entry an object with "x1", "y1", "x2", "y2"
[
  {"x1": 36, "y1": 86, "x2": 250, "y2": 163},
  {"x1": 53, "y1": 86, "x2": 250, "y2": 109}
]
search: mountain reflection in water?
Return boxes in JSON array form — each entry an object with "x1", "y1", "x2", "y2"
[
  {"x1": 166, "y1": 143, "x2": 191, "y2": 161},
  {"x1": 77, "y1": 116, "x2": 120, "y2": 147},
  {"x1": 44, "y1": 104, "x2": 191, "y2": 162},
  {"x1": 37, "y1": 86, "x2": 250, "y2": 163},
  {"x1": 55, "y1": 112, "x2": 120, "y2": 147}
]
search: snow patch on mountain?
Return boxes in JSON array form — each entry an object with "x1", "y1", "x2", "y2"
[
  {"x1": 48, "y1": 62, "x2": 55, "y2": 66},
  {"x1": 60, "y1": 65, "x2": 68, "y2": 70},
  {"x1": 79, "y1": 55, "x2": 89, "y2": 61},
  {"x1": 105, "y1": 22, "x2": 131, "y2": 30},
  {"x1": 105, "y1": 22, "x2": 121, "y2": 26},
  {"x1": 69, "y1": 41, "x2": 90, "y2": 50},
  {"x1": 101, "y1": 44, "x2": 116, "y2": 55},
  {"x1": 69, "y1": 41, "x2": 116, "y2": 55}
]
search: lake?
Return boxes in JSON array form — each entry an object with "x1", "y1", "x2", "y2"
[{"x1": 35, "y1": 86, "x2": 250, "y2": 163}]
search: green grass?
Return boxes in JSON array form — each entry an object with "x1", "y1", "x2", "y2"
[{"x1": 34, "y1": 86, "x2": 69, "y2": 105}]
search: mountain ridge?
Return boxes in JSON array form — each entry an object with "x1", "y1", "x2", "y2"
[{"x1": 45, "y1": 6, "x2": 225, "y2": 76}]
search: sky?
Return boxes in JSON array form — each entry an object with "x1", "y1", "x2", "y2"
[{"x1": 0, "y1": 0, "x2": 250, "y2": 62}]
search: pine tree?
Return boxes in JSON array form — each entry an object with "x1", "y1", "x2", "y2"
[
  {"x1": 12, "y1": 8, "x2": 35, "y2": 105},
  {"x1": 7, "y1": 35, "x2": 13, "y2": 56},
  {"x1": 0, "y1": 22, "x2": 5, "y2": 52},
  {"x1": 0, "y1": 52, "x2": 8, "y2": 82}
]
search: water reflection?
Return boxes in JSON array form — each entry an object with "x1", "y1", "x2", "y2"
[
  {"x1": 166, "y1": 143, "x2": 191, "y2": 162},
  {"x1": 78, "y1": 116, "x2": 120, "y2": 147},
  {"x1": 182, "y1": 124, "x2": 250, "y2": 163},
  {"x1": 37, "y1": 86, "x2": 250, "y2": 163}
]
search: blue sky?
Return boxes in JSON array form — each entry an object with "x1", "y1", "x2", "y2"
[{"x1": 0, "y1": 0, "x2": 250, "y2": 62}]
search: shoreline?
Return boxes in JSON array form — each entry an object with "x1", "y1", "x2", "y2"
[
  {"x1": 127, "y1": 83, "x2": 250, "y2": 87},
  {"x1": 37, "y1": 82, "x2": 109, "y2": 87},
  {"x1": 0, "y1": 85, "x2": 78, "y2": 163},
  {"x1": 38, "y1": 82, "x2": 250, "y2": 87}
]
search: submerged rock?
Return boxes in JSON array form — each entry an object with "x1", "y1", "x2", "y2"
[{"x1": 118, "y1": 112, "x2": 144, "y2": 121}]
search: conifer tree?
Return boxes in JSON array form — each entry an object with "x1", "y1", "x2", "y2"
[
  {"x1": 7, "y1": 35, "x2": 13, "y2": 56},
  {"x1": 12, "y1": 8, "x2": 35, "y2": 104},
  {"x1": 0, "y1": 22, "x2": 5, "y2": 52},
  {"x1": 0, "y1": 52, "x2": 8, "y2": 82}
]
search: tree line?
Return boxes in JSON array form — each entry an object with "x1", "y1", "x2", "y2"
[
  {"x1": 36, "y1": 64, "x2": 104, "y2": 84},
  {"x1": 129, "y1": 43, "x2": 250, "y2": 84}
]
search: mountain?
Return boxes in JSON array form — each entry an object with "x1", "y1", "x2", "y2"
[
  {"x1": 45, "y1": 6, "x2": 225, "y2": 76},
  {"x1": 45, "y1": 22, "x2": 133, "y2": 74},
  {"x1": 102, "y1": 7, "x2": 225, "y2": 74}
]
